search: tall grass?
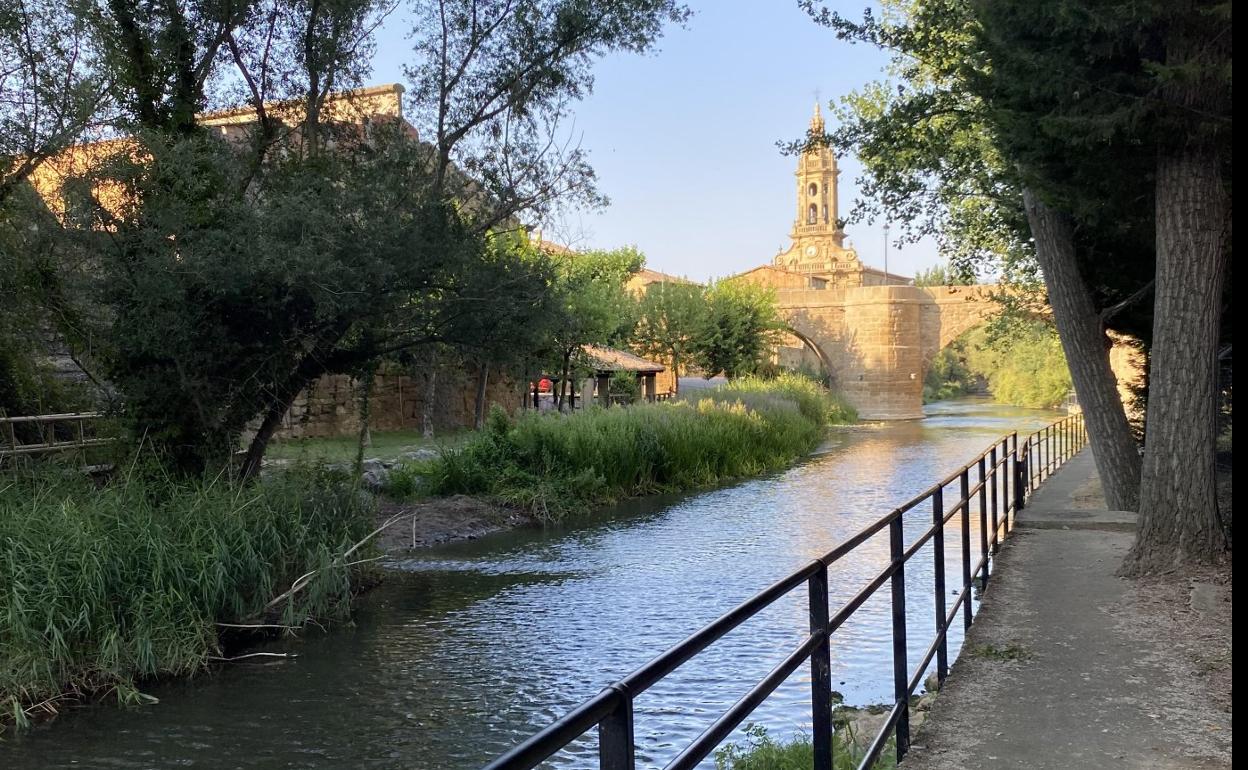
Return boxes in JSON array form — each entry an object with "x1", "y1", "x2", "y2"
[
  {"x1": 390, "y1": 374, "x2": 855, "y2": 521},
  {"x1": 0, "y1": 465, "x2": 373, "y2": 726}
]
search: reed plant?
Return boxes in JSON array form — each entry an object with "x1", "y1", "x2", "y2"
[
  {"x1": 390, "y1": 374, "x2": 855, "y2": 521},
  {"x1": 0, "y1": 464, "x2": 373, "y2": 726}
]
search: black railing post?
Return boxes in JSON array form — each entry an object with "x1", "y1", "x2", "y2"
[
  {"x1": 1003, "y1": 435, "x2": 1014, "y2": 525},
  {"x1": 989, "y1": 444, "x2": 1000, "y2": 554},
  {"x1": 1015, "y1": 440, "x2": 1027, "y2": 515},
  {"x1": 959, "y1": 469, "x2": 973, "y2": 631},
  {"x1": 598, "y1": 687, "x2": 636, "y2": 770},
  {"x1": 977, "y1": 456, "x2": 989, "y2": 589},
  {"x1": 889, "y1": 515, "x2": 910, "y2": 760},
  {"x1": 931, "y1": 487, "x2": 948, "y2": 684},
  {"x1": 809, "y1": 565, "x2": 833, "y2": 770}
]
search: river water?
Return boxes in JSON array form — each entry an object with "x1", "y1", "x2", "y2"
[{"x1": 2, "y1": 399, "x2": 1059, "y2": 770}]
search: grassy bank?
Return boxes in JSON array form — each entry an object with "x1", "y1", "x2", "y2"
[
  {"x1": 715, "y1": 723, "x2": 896, "y2": 770},
  {"x1": 388, "y1": 374, "x2": 855, "y2": 521},
  {"x1": 0, "y1": 466, "x2": 373, "y2": 726},
  {"x1": 266, "y1": 428, "x2": 471, "y2": 463}
]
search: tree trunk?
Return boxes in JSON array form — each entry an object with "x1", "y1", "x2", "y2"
[
  {"x1": 474, "y1": 362, "x2": 490, "y2": 430},
  {"x1": 1123, "y1": 149, "x2": 1229, "y2": 573},
  {"x1": 240, "y1": 391, "x2": 297, "y2": 481},
  {"x1": 557, "y1": 350, "x2": 571, "y2": 411},
  {"x1": 422, "y1": 348, "x2": 438, "y2": 439},
  {"x1": 1022, "y1": 189, "x2": 1141, "y2": 511},
  {"x1": 354, "y1": 369, "x2": 375, "y2": 475},
  {"x1": 672, "y1": 352, "x2": 680, "y2": 396}
]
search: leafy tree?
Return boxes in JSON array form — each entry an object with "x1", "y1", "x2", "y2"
[
  {"x1": 631, "y1": 281, "x2": 706, "y2": 394},
  {"x1": 547, "y1": 246, "x2": 642, "y2": 408},
  {"x1": 27, "y1": 0, "x2": 686, "y2": 474},
  {"x1": 1, "y1": 0, "x2": 109, "y2": 416},
  {"x1": 801, "y1": 0, "x2": 1145, "y2": 514},
  {"x1": 967, "y1": 0, "x2": 1231, "y2": 571},
  {"x1": 693, "y1": 280, "x2": 783, "y2": 380},
  {"x1": 912, "y1": 264, "x2": 974, "y2": 287}
]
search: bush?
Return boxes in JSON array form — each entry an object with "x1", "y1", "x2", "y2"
[
  {"x1": 0, "y1": 465, "x2": 374, "y2": 726},
  {"x1": 924, "y1": 322, "x2": 1072, "y2": 408},
  {"x1": 388, "y1": 374, "x2": 854, "y2": 521}
]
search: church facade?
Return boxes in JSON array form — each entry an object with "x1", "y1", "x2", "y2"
[{"x1": 744, "y1": 104, "x2": 909, "y2": 290}]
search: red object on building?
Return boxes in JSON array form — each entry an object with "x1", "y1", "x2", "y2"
[{"x1": 538, "y1": 377, "x2": 552, "y2": 392}]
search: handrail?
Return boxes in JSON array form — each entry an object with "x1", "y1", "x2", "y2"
[
  {"x1": 483, "y1": 413, "x2": 1088, "y2": 770},
  {"x1": 0, "y1": 411, "x2": 114, "y2": 459}
]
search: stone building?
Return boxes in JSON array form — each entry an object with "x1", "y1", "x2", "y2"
[{"x1": 769, "y1": 104, "x2": 909, "y2": 288}]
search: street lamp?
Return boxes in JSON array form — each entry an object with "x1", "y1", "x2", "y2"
[{"x1": 883, "y1": 221, "x2": 890, "y2": 284}]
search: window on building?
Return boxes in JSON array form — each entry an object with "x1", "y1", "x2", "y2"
[{"x1": 807, "y1": 203, "x2": 818, "y2": 224}]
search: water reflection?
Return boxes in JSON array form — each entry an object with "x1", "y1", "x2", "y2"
[{"x1": 1, "y1": 399, "x2": 1058, "y2": 770}]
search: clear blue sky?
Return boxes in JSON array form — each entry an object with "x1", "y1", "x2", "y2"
[{"x1": 370, "y1": 1, "x2": 940, "y2": 282}]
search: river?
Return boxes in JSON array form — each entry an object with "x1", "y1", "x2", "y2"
[{"x1": 1, "y1": 399, "x2": 1059, "y2": 769}]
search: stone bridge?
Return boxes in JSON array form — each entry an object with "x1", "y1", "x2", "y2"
[{"x1": 775, "y1": 285, "x2": 999, "y2": 420}]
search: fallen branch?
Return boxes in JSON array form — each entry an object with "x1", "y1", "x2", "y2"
[{"x1": 208, "y1": 652, "x2": 298, "y2": 662}]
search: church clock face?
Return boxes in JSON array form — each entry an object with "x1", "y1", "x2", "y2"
[{"x1": 805, "y1": 245, "x2": 819, "y2": 258}]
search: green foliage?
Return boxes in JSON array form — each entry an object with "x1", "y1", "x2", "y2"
[
  {"x1": 912, "y1": 264, "x2": 975, "y2": 287},
  {"x1": 0, "y1": 465, "x2": 374, "y2": 725},
  {"x1": 632, "y1": 281, "x2": 707, "y2": 385},
  {"x1": 694, "y1": 280, "x2": 785, "y2": 379},
  {"x1": 714, "y1": 723, "x2": 896, "y2": 770},
  {"x1": 925, "y1": 322, "x2": 1071, "y2": 408},
  {"x1": 804, "y1": 0, "x2": 1157, "y2": 341},
  {"x1": 390, "y1": 375, "x2": 853, "y2": 521},
  {"x1": 553, "y1": 246, "x2": 644, "y2": 358}
]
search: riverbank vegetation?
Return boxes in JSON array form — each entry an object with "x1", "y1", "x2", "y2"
[
  {"x1": 0, "y1": 467, "x2": 373, "y2": 727},
  {"x1": 387, "y1": 375, "x2": 855, "y2": 522},
  {"x1": 714, "y1": 723, "x2": 896, "y2": 770},
  {"x1": 923, "y1": 322, "x2": 1071, "y2": 408}
]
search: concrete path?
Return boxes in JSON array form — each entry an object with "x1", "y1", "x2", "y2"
[{"x1": 900, "y1": 450, "x2": 1232, "y2": 770}]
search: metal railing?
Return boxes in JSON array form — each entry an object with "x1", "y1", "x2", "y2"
[
  {"x1": 483, "y1": 412, "x2": 1087, "y2": 770},
  {"x1": 0, "y1": 412, "x2": 114, "y2": 459}
]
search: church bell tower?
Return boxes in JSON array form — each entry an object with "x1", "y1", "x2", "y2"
[
  {"x1": 774, "y1": 103, "x2": 861, "y2": 283},
  {"x1": 793, "y1": 104, "x2": 845, "y2": 248}
]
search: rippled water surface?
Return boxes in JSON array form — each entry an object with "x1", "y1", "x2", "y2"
[{"x1": 3, "y1": 399, "x2": 1059, "y2": 769}]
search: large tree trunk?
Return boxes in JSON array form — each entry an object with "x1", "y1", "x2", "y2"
[
  {"x1": 473, "y1": 361, "x2": 490, "y2": 429},
  {"x1": 1123, "y1": 149, "x2": 1229, "y2": 573},
  {"x1": 1023, "y1": 189, "x2": 1142, "y2": 511}
]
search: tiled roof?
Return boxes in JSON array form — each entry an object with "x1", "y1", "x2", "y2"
[{"x1": 581, "y1": 345, "x2": 665, "y2": 373}]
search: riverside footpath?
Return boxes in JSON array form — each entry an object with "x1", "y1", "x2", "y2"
[{"x1": 901, "y1": 450, "x2": 1232, "y2": 770}]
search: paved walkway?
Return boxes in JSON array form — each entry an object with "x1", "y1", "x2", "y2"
[{"x1": 900, "y1": 450, "x2": 1232, "y2": 770}]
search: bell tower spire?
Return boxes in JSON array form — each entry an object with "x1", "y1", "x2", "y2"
[{"x1": 775, "y1": 102, "x2": 861, "y2": 284}]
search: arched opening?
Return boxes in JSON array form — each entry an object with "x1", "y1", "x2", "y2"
[
  {"x1": 775, "y1": 326, "x2": 836, "y2": 387},
  {"x1": 808, "y1": 182, "x2": 818, "y2": 197},
  {"x1": 807, "y1": 203, "x2": 818, "y2": 224}
]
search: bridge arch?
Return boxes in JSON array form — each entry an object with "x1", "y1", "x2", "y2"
[{"x1": 779, "y1": 326, "x2": 837, "y2": 385}]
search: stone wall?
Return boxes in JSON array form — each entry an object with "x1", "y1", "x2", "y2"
[{"x1": 274, "y1": 363, "x2": 522, "y2": 440}]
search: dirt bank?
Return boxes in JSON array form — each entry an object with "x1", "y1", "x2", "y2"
[{"x1": 372, "y1": 495, "x2": 532, "y2": 554}]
